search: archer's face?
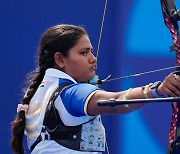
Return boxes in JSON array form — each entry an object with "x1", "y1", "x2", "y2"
[{"x1": 63, "y1": 35, "x2": 97, "y2": 82}]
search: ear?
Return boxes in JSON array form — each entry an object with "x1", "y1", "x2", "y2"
[{"x1": 54, "y1": 52, "x2": 65, "y2": 69}]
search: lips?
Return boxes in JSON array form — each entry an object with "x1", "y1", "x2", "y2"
[{"x1": 91, "y1": 65, "x2": 97, "y2": 71}]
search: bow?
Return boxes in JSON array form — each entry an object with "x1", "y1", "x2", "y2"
[{"x1": 160, "y1": 0, "x2": 180, "y2": 152}]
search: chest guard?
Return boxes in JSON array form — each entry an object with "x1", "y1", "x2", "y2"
[{"x1": 30, "y1": 83, "x2": 106, "y2": 152}]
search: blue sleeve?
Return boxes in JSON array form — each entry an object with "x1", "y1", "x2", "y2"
[{"x1": 60, "y1": 83, "x2": 100, "y2": 117}]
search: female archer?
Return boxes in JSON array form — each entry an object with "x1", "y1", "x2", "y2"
[{"x1": 11, "y1": 24, "x2": 180, "y2": 154}]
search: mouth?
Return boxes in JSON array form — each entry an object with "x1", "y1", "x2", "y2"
[{"x1": 91, "y1": 65, "x2": 97, "y2": 71}]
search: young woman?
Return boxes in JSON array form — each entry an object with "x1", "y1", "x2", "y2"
[{"x1": 11, "y1": 24, "x2": 180, "y2": 154}]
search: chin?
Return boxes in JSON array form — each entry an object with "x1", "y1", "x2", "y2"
[
  {"x1": 77, "y1": 73, "x2": 96, "y2": 83},
  {"x1": 91, "y1": 71, "x2": 96, "y2": 77},
  {"x1": 89, "y1": 74, "x2": 96, "y2": 80}
]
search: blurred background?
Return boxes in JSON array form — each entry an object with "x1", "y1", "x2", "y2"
[{"x1": 0, "y1": 0, "x2": 179, "y2": 153}]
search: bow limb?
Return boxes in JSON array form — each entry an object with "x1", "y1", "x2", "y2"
[
  {"x1": 160, "y1": 0, "x2": 180, "y2": 148},
  {"x1": 160, "y1": 0, "x2": 180, "y2": 66}
]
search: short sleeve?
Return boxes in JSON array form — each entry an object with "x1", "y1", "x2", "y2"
[{"x1": 60, "y1": 83, "x2": 100, "y2": 117}]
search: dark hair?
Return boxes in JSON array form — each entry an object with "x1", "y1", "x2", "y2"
[{"x1": 11, "y1": 24, "x2": 87, "y2": 154}]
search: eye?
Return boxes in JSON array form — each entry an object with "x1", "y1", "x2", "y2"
[{"x1": 80, "y1": 51, "x2": 88, "y2": 55}]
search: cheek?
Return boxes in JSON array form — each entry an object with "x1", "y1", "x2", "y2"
[
  {"x1": 70, "y1": 60, "x2": 89, "y2": 77},
  {"x1": 67, "y1": 60, "x2": 84, "y2": 74},
  {"x1": 70, "y1": 60, "x2": 82, "y2": 68},
  {"x1": 66, "y1": 56, "x2": 89, "y2": 75},
  {"x1": 70, "y1": 57, "x2": 87, "y2": 68}
]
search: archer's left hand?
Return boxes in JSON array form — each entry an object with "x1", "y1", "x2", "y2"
[{"x1": 157, "y1": 72, "x2": 180, "y2": 97}]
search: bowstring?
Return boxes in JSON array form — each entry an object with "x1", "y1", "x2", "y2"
[
  {"x1": 104, "y1": 65, "x2": 180, "y2": 82},
  {"x1": 96, "y1": 0, "x2": 108, "y2": 65}
]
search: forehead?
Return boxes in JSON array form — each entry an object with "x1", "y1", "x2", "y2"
[{"x1": 73, "y1": 35, "x2": 93, "y2": 49}]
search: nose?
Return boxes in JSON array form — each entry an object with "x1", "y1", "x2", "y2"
[{"x1": 89, "y1": 52, "x2": 97, "y2": 64}]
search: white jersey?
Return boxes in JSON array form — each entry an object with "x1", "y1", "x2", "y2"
[{"x1": 25, "y1": 68, "x2": 105, "y2": 154}]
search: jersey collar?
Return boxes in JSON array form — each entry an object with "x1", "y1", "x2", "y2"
[{"x1": 44, "y1": 68, "x2": 77, "y2": 83}]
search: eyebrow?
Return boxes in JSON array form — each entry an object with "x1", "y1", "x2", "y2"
[{"x1": 80, "y1": 47, "x2": 94, "y2": 51}]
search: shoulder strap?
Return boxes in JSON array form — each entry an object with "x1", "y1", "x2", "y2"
[
  {"x1": 30, "y1": 82, "x2": 70, "y2": 152},
  {"x1": 43, "y1": 82, "x2": 70, "y2": 132}
]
